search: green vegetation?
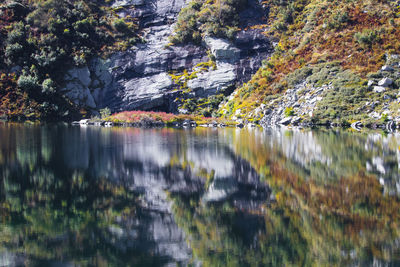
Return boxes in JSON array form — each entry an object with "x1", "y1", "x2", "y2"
[
  {"x1": 100, "y1": 107, "x2": 111, "y2": 118},
  {"x1": 284, "y1": 107, "x2": 295, "y2": 117},
  {"x1": 170, "y1": 0, "x2": 247, "y2": 44},
  {"x1": 0, "y1": 0, "x2": 140, "y2": 120}
]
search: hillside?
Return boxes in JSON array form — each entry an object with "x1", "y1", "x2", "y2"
[
  {"x1": 0, "y1": 0, "x2": 139, "y2": 120},
  {"x1": 217, "y1": 0, "x2": 400, "y2": 127},
  {"x1": 1, "y1": 0, "x2": 400, "y2": 127}
]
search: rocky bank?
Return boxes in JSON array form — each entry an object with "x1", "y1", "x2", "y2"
[{"x1": 225, "y1": 54, "x2": 400, "y2": 130}]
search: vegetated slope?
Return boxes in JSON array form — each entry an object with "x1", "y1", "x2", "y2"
[
  {"x1": 0, "y1": 0, "x2": 139, "y2": 120},
  {"x1": 169, "y1": 0, "x2": 248, "y2": 44},
  {"x1": 218, "y1": 0, "x2": 400, "y2": 127}
]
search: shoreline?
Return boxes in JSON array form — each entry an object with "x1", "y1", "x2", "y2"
[{"x1": 1, "y1": 116, "x2": 398, "y2": 132}]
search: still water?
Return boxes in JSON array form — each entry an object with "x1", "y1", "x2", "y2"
[{"x1": 0, "y1": 123, "x2": 400, "y2": 266}]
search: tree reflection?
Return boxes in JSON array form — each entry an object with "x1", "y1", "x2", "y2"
[{"x1": 0, "y1": 124, "x2": 174, "y2": 266}]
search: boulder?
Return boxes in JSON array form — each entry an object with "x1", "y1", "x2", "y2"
[
  {"x1": 351, "y1": 121, "x2": 363, "y2": 131},
  {"x1": 121, "y1": 73, "x2": 173, "y2": 110},
  {"x1": 204, "y1": 37, "x2": 241, "y2": 62},
  {"x1": 183, "y1": 120, "x2": 196, "y2": 127},
  {"x1": 79, "y1": 119, "x2": 90, "y2": 125},
  {"x1": 187, "y1": 63, "x2": 236, "y2": 97},
  {"x1": 66, "y1": 67, "x2": 91, "y2": 87},
  {"x1": 378, "y1": 77, "x2": 393, "y2": 87},
  {"x1": 387, "y1": 121, "x2": 396, "y2": 131},
  {"x1": 279, "y1": 117, "x2": 292, "y2": 125},
  {"x1": 381, "y1": 65, "x2": 394, "y2": 72},
  {"x1": 367, "y1": 80, "x2": 375, "y2": 88},
  {"x1": 373, "y1": 86, "x2": 386, "y2": 93},
  {"x1": 62, "y1": 67, "x2": 97, "y2": 108},
  {"x1": 63, "y1": 83, "x2": 97, "y2": 109},
  {"x1": 291, "y1": 116, "x2": 302, "y2": 125}
]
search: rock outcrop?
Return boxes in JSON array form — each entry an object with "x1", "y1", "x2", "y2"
[{"x1": 62, "y1": 0, "x2": 272, "y2": 113}]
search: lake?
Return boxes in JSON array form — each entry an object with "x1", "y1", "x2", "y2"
[{"x1": 0, "y1": 123, "x2": 399, "y2": 266}]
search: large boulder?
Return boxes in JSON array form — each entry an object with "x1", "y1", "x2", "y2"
[
  {"x1": 188, "y1": 63, "x2": 236, "y2": 97},
  {"x1": 205, "y1": 37, "x2": 241, "y2": 63},
  {"x1": 373, "y1": 86, "x2": 386, "y2": 93},
  {"x1": 378, "y1": 77, "x2": 393, "y2": 87},
  {"x1": 121, "y1": 73, "x2": 173, "y2": 110}
]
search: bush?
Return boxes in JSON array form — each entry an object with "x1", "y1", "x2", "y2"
[
  {"x1": 41, "y1": 78, "x2": 56, "y2": 94},
  {"x1": 18, "y1": 74, "x2": 39, "y2": 93},
  {"x1": 170, "y1": 0, "x2": 246, "y2": 44},
  {"x1": 5, "y1": 43, "x2": 24, "y2": 62},
  {"x1": 201, "y1": 109, "x2": 211, "y2": 117},
  {"x1": 6, "y1": 22, "x2": 26, "y2": 44},
  {"x1": 113, "y1": 18, "x2": 129, "y2": 33},
  {"x1": 284, "y1": 107, "x2": 295, "y2": 117},
  {"x1": 285, "y1": 66, "x2": 312, "y2": 87},
  {"x1": 100, "y1": 107, "x2": 111, "y2": 119},
  {"x1": 327, "y1": 11, "x2": 349, "y2": 30},
  {"x1": 354, "y1": 30, "x2": 379, "y2": 47}
]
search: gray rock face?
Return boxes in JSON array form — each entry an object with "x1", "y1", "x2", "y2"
[
  {"x1": 62, "y1": 67, "x2": 97, "y2": 109},
  {"x1": 61, "y1": 0, "x2": 272, "y2": 113}
]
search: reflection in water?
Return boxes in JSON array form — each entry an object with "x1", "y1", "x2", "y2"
[{"x1": 0, "y1": 123, "x2": 400, "y2": 266}]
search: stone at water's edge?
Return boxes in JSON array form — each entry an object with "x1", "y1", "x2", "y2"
[{"x1": 61, "y1": 0, "x2": 272, "y2": 113}]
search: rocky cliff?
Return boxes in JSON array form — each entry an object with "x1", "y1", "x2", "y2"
[{"x1": 61, "y1": 0, "x2": 272, "y2": 113}]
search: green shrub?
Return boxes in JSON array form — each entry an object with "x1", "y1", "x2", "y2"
[
  {"x1": 327, "y1": 11, "x2": 349, "y2": 30},
  {"x1": 381, "y1": 113, "x2": 389, "y2": 123},
  {"x1": 284, "y1": 107, "x2": 295, "y2": 117},
  {"x1": 100, "y1": 108, "x2": 112, "y2": 119},
  {"x1": 41, "y1": 78, "x2": 56, "y2": 94},
  {"x1": 285, "y1": 66, "x2": 312, "y2": 87},
  {"x1": 170, "y1": 0, "x2": 246, "y2": 44},
  {"x1": 354, "y1": 29, "x2": 379, "y2": 47},
  {"x1": 113, "y1": 18, "x2": 129, "y2": 33},
  {"x1": 201, "y1": 109, "x2": 211, "y2": 117},
  {"x1": 18, "y1": 73, "x2": 39, "y2": 93}
]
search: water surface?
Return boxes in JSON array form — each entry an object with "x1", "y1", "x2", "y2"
[{"x1": 0, "y1": 123, "x2": 399, "y2": 266}]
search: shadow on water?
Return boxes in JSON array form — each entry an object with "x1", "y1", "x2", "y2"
[{"x1": 0, "y1": 123, "x2": 399, "y2": 266}]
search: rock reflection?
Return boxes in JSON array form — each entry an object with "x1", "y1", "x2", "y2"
[{"x1": 0, "y1": 124, "x2": 269, "y2": 266}]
